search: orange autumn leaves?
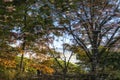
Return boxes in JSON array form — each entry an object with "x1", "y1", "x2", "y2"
[
  {"x1": 31, "y1": 63, "x2": 54, "y2": 74},
  {"x1": 0, "y1": 57, "x2": 54, "y2": 74},
  {"x1": 0, "y1": 58, "x2": 16, "y2": 68},
  {"x1": 30, "y1": 59, "x2": 55, "y2": 74}
]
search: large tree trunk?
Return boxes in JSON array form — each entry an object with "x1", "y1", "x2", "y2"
[
  {"x1": 20, "y1": 41, "x2": 26, "y2": 72},
  {"x1": 91, "y1": 58, "x2": 98, "y2": 80},
  {"x1": 63, "y1": 68, "x2": 67, "y2": 80},
  {"x1": 91, "y1": 31, "x2": 100, "y2": 80}
]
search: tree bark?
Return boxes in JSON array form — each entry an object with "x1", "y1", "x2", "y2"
[{"x1": 20, "y1": 53, "x2": 24, "y2": 72}]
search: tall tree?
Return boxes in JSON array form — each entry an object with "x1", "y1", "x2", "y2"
[
  {"x1": 47, "y1": 35, "x2": 75, "y2": 80},
  {"x1": 44, "y1": 0, "x2": 120, "y2": 79},
  {"x1": 9, "y1": 0, "x2": 57, "y2": 72},
  {"x1": 0, "y1": 0, "x2": 17, "y2": 68}
]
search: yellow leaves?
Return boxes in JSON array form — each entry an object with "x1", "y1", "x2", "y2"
[
  {"x1": 18, "y1": 47, "x2": 24, "y2": 54},
  {"x1": 30, "y1": 63, "x2": 54, "y2": 74},
  {"x1": 75, "y1": 47, "x2": 89, "y2": 61},
  {"x1": 41, "y1": 59, "x2": 54, "y2": 66},
  {"x1": 41, "y1": 66, "x2": 54, "y2": 74},
  {"x1": 0, "y1": 58, "x2": 16, "y2": 68},
  {"x1": 73, "y1": 46, "x2": 86, "y2": 55}
]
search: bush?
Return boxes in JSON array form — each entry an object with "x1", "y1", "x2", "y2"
[{"x1": 0, "y1": 69, "x2": 17, "y2": 80}]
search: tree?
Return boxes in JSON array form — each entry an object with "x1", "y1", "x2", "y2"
[
  {"x1": 99, "y1": 50, "x2": 120, "y2": 80},
  {"x1": 46, "y1": 33, "x2": 77, "y2": 80},
  {"x1": 9, "y1": 0, "x2": 55, "y2": 72},
  {"x1": 44, "y1": 0, "x2": 120, "y2": 79},
  {"x1": 0, "y1": 0, "x2": 17, "y2": 70},
  {"x1": 1, "y1": 0, "x2": 120, "y2": 79},
  {"x1": 0, "y1": 0, "x2": 61, "y2": 76}
]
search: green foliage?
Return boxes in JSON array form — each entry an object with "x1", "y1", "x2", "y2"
[
  {"x1": 0, "y1": 0, "x2": 120, "y2": 80},
  {"x1": 0, "y1": 69, "x2": 17, "y2": 80},
  {"x1": 51, "y1": 59, "x2": 85, "y2": 74}
]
